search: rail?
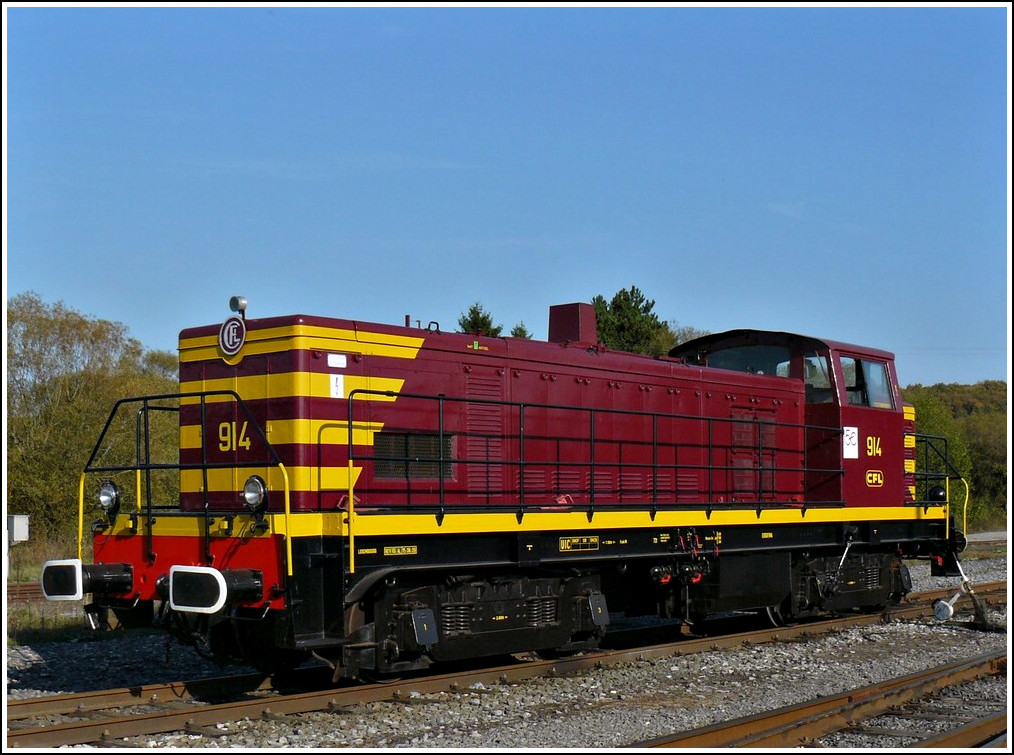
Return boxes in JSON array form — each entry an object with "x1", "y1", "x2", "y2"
[
  {"x1": 7, "y1": 582, "x2": 1005, "y2": 748},
  {"x1": 631, "y1": 649, "x2": 1007, "y2": 747}
]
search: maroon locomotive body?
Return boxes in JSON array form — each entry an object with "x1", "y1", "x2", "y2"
[{"x1": 42, "y1": 300, "x2": 962, "y2": 678}]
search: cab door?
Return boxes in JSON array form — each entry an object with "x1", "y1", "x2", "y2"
[
  {"x1": 801, "y1": 351, "x2": 843, "y2": 505},
  {"x1": 834, "y1": 353, "x2": 905, "y2": 508}
]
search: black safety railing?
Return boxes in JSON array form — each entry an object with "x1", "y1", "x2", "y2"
[
  {"x1": 909, "y1": 432, "x2": 961, "y2": 504},
  {"x1": 347, "y1": 389, "x2": 847, "y2": 518},
  {"x1": 76, "y1": 391, "x2": 290, "y2": 570}
]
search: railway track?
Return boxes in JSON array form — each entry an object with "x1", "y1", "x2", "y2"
[
  {"x1": 630, "y1": 649, "x2": 1007, "y2": 748},
  {"x1": 5, "y1": 582, "x2": 43, "y2": 603},
  {"x1": 6, "y1": 581, "x2": 1006, "y2": 749}
]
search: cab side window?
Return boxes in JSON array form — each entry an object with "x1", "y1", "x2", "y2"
[
  {"x1": 840, "y1": 357, "x2": 894, "y2": 409},
  {"x1": 803, "y1": 354, "x2": 834, "y2": 403},
  {"x1": 863, "y1": 360, "x2": 895, "y2": 408}
]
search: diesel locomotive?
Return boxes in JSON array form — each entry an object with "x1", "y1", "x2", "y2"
[{"x1": 41, "y1": 298, "x2": 967, "y2": 679}]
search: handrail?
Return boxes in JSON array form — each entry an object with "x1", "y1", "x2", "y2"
[
  {"x1": 76, "y1": 390, "x2": 293, "y2": 574},
  {"x1": 343, "y1": 385, "x2": 833, "y2": 574},
  {"x1": 957, "y1": 477, "x2": 970, "y2": 537},
  {"x1": 347, "y1": 454, "x2": 357, "y2": 574},
  {"x1": 76, "y1": 474, "x2": 86, "y2": 562},
  {"x1": 346, "y1": 388, "x2": 845, "y2": 511},
  {"x1": 909, "y1": 431, "x2": 967, "y2": 534},
  {"x1": 278, "y1": 463, "x2": 293, "y2": 576}
]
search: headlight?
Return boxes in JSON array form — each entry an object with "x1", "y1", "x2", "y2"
[
  {"x1": 97, "y1": 481, "x2": 121, "y2": 517},
  {"x1": 243, "y1": 475, "x2": 268, "y2": 513}
]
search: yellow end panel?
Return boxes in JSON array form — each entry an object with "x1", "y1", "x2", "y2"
[
  {"x1": 178, "y1": 370, "x2": 304, "y2": 404},
  {"x1": 904, "y1": 459, "x2": 916, "y2": 473},
  {"x1": 179, "y1": 325, "x2": 425, "y2": 363},
  {"x1": 904, "y1": 405, "x2": 916, "y2": 421},
  {"x1": 904, "y1": 435, "x2": 916, "y2": 448},
  {"x1": 179, "y1": 373, "x2": 405, "y2": 403}
]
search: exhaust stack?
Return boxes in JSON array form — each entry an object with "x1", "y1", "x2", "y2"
[{"x1": 548, "y1": 303, "x2": 597, "y2": 344}]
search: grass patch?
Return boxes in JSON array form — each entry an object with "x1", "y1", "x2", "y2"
[
  {"x1": 6, "y1": 536, "x2": 89, "y2": 584},
  {"x1": 962, "y1": 540, "x2": 1008, "y2": 561},
  {"x1": 6, "y1": 601, "x2": 98, "y2": 646},
  {"x1": 6, "y1": 537, "x2": 105, "y2": 647}
]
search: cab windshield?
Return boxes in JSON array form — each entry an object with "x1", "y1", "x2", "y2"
[
  {"x1": 803, "y1": 353, "x2": 834, "y2": 404},
  {"x1": 697, "y1": 344, "x2": 837, "y2": 406},
  {"x1": 701, "y1": 344, "x2": 792, "y2": 377}
]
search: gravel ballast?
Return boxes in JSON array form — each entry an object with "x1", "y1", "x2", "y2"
[{"x1": 6, "y1": 556, "x2": 1007, "y2": 749}]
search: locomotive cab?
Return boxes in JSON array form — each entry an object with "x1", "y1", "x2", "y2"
[
  {"x1": 669, "y1": 330, "x2": 909, "y2": 509},
  {"x1": 669, "y1": 330, "x2": 961, "y2": 620}
]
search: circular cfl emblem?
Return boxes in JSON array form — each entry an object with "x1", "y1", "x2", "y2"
[{"x1": 218, "y1": 315, "x2": 247, "y2": 357}]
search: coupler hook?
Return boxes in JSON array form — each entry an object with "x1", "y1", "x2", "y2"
[{"x1": 932, "y1": 556, "x2": 1004, "y2": 632}]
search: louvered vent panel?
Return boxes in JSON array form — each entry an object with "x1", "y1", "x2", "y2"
[{"x1": 466, "y1": 375, "x2": 504, "y2": 497}]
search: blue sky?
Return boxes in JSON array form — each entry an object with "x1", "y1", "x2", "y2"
[{"x1": 5, "y1": 5, "x2": 1010, "y2": 386}]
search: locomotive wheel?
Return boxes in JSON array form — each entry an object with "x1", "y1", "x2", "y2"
[
  {"x1": 356, "y1": 669, "x2": 404, "y2": 684},
  {"x1": 764, "y1": 605, "x2": 788, "y2": 627},
  {"x1": 248, "y1": 648, "x2": 313, "y2": 675},
  {"x1": 859, "y1": 602, "x2": 888, "y2": 614},
  {"x1": 682, "y1": 611, "x2": 710, "y2": 636},
  {"x1": 762, "y1": 596, "x2": 796, "y2": 628},
  {"x1": 216, "y1": 618, "x2": 312, "y2": 675},
  {"x1": 533, "y1": 647, "x2": 582, "y2": 660}
]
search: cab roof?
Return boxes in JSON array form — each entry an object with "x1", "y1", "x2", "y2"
[{"x1": 668, "y1": 329, "x2": 895, "y2": 364}]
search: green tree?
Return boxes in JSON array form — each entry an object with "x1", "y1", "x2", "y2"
[
  {"x1": 911, "y1": 380, "x2": 1007, "y2": 417},
  {"x1": 592, "y1": 286, "x2": 708, "y2": 356},
  {"x1": 458, "y1": 302, "x2": 503, "y2": 336},
  {"x1": 902, "y1": 381, "x2": 1007, "y2": 531},
  {"x1": 958, "y1": 411, "x2": 1007, "y2": 526},
  {"x1": 510, "y1": 322, "x2": 532, "y2": 339},
  {"x1": 6, "y1": 292, "x2": 177, "y2": 538},
  {"x1": 648, "y1": 320, "x2": 711, "y2": 356},
  {"x1": 592, "y1": 286, "x2": 663, "y2": 355}
]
